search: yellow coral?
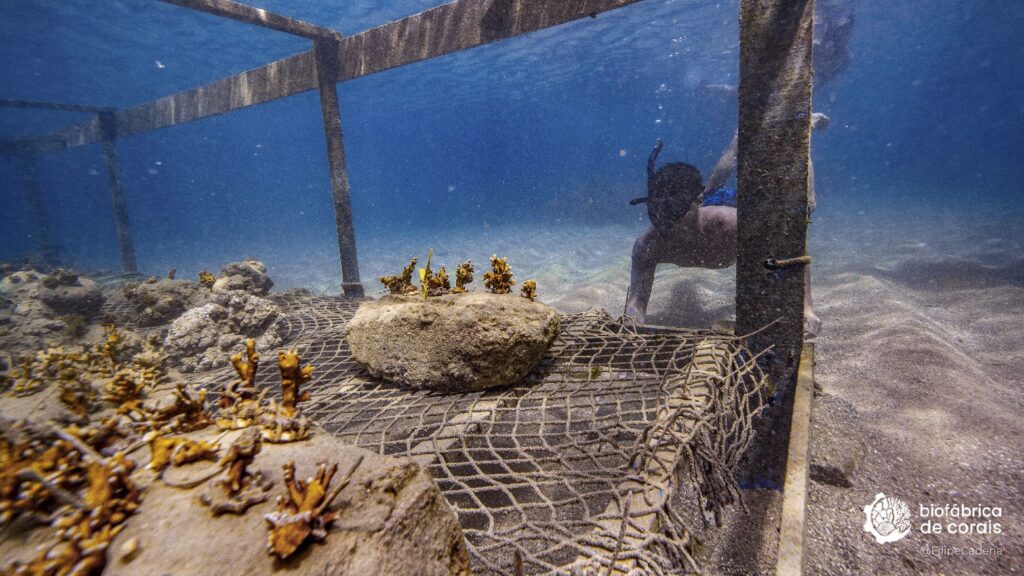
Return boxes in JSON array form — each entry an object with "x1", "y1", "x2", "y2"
[
  {"x1": 96, "y1": 324, "x2": 126, "y2": 376},
  {"x1": 428, "y1": 265, "x2": 451, "y2": 296},
  {"x1": 148, "y1": 435, "x2": 219, "y2": 472},
  {"x1": 520, "y1": 279, "x2": 538, "y2": 302},
  {"x1": 453, "y1": 260, "x2": 474, "y2": 293},
  {"x1": 59, "y1": 375, "x2": 97, "y2": 417},
  {"x1": 261, "y1": 350, "x2": 313, "y2": 443},
  {"x1": 276, "y1": 350, "x2": 312, "y2": 417},
  {"x1": 198, "y1": 271, "x2": 216, "y2": 288},
  {"x1": 216, "y1": 340, "x2": 266, "y2": 430},
  {"x1": 265, "y1": 459, "x2": 359, "y2": 559},
  {"x1": 483, "y1": 255, "x2": 516, "y2": 294},
  {"x1": 379, "y1": 258, "x2": 419, "y2": 295}
]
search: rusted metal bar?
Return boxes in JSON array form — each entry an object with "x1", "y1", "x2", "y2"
[
  {"x1": 333, "y1": 0, "x2": 644, "y2": 82},
  {"x1": 117, "y1": 51, "x2": 317, "y2": 140},
  {"x1": 0, "y1": 137, "x2": 70, "y2": 156},
  {"x1": 16, "y1": 152, "x2": 59, "y2": 266},
  {"x1": 15, "y1": 53, "x2": 316, "y2": 152},
  {"x1": 314, "y1": 38, "x2": 364, "y2": 299},
  {"x1": 38, "y1": 115, "x2": 103, "y2": 152},
  {"x1": 98, "y1": 112, "x2": 138, "y2": 274},
  {"x1": 28, "y1": 0, "x2": 642, "y2": 151},
  {"x1": 0, "y1": 99, "x2": 113, "y2": 114},
  {"x1": 158, "y1": 0, "x2": 344, "y2": 41},
  {"x1": 776, "y1": 344, "x2": 815, "y2": 576},
  {"x1": 735, "y1": 0, "x2": 815, "y2": 384},
  {"x1": 764, "y1": 255, "x2": 812, "y2": 270}
]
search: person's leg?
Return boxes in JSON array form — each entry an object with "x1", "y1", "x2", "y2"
[
  {"x1": 808, "y1": 157, "x2": 818, "y2": 214},
  {"x1": 804, "y1": 265, "x2": 821, "y2": 337},
  {"x1": 805, "y1": 156, "x2": 820, "y2": 337},
  {"x1": 625, "y1": 226, "x2": 661, "y2": 323}
]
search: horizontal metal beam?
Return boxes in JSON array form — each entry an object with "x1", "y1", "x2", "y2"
[
  {"x1": 0, "y1": 99, "x2": 113, "y2": 114},
  {"x1": 0, "y1": 137, "x2": 69, "y2": 156},
  {"x1": 45, "y1": 115, "x2": 103, "y2": 150},
  {"x1": 117, "y1": 51, "x2": 316, "y2": 139},
  {"x1": 333, "y1": 0, "x2": 643, "y2": 83},
  {"x1": 158, "y1": 0, "x2": 344, "y2": 41},
  {"x1": 27, "y1": 0, "x2": 642, "y2": 152}
]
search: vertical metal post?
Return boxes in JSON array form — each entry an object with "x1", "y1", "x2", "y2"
[
  {"x1": 735, "y1": 0, "x2": 815, "y2": 385},
  {"x1": 98, "y1": 112, "x2": 139, "y2": 274},
  {"x1": 16, "y1": 151, "x2": 59, "y2": 266},
  {"x1": 313, "y1": 38, "x2": 364, "y2": 299}
]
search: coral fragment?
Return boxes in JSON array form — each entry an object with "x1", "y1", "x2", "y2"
[
  {"x1": 520, "y1": 279, "x2": 538, "y2": 302},
  {"x1": 483, "y1": 255, "x2": 516, "y2": 294},
  {"x1": 199, "y1": 428, "x2": 270, "y2": 515},
  {"x1": 264, "y1": 457, "x2": 363, "y2": 559},
  {"x1": 379, "y1": 258, "x2": 419, "y2": 295},
  {"x1": 453, "y1": 260, "x2": 474, "y2": 293}
]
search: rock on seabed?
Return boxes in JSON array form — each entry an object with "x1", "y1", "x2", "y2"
[
  {"x1": 164, "y1": 291, "x2": 284, "y2": 372},
  {"x1": 105, "y1": 432, "x2": 472, "y2": 576},
  {"x1": 345, "y1": 292, "x2": 560, "y2": 393}
]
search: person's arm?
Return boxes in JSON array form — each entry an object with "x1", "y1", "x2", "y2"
[
  {"x1": 701, "y1": 114, "x2": 827, "y2": 198},
  {"x1": 703, "y1": 132, "x2": 739, "y2": 195}
]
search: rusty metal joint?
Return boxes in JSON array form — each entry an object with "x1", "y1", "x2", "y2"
[{"x1": 764, "y1": 255, "x2": 811, "y2": 270}]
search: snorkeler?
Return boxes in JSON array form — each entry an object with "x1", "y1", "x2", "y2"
[
  {"x1": 624, "y1": 113, "x2": 830, "y2": 335},
  {"x1": 626, "y1": 1, "x2": 853, "y2": 335}
]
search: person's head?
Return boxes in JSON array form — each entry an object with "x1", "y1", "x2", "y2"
[
  {"x1": 651, "y1": 162, "x2": 703, "y2": 206},
  {"x1": 647, "y1": 161, "x2": 704, "y2": 231}
]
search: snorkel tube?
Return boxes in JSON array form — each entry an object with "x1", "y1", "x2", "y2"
[{"x1": 629, "y1": 139, "x2": 663, "y2": 206}]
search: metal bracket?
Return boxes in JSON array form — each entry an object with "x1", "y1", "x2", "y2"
[{"x1": 764, "y1": 255, "x2": 812, "y2": 270}]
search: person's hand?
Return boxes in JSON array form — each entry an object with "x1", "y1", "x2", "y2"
[{"x1": 654, "y1": 139, "x2": 664, "y2": 152}]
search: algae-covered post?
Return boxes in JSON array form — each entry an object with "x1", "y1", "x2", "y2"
[
  {"x1": 16, "y1": 151, "x2": 59, "y2": 266},
  {"x1": 314, "y1": 37, "x2": 365, "y2": 299},
  {"x1": 98, "y1": 111, "x2": 139, "y2": 274},
  {"x1": 736, "y1": 0, "x2": 814, "y2": 385}
]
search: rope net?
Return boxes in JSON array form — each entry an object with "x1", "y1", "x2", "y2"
[{"x1": 119, "y1": 292, "x2": 771, "y2": 575}]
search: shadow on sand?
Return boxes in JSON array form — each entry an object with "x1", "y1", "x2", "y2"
[{"x1": 645, "y1": 276, "x2": 735, "y2": 329}]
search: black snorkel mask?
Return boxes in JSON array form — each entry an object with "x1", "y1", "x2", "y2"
[{"x1": 630, "y1": 139, "x2": 703, "y2": 233}]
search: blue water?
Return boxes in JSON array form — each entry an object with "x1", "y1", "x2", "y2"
[{"x1": 0, "y1": 0, "x2": 1022, "y2": 279}]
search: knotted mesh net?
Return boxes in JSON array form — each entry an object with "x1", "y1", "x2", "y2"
[{"x1": 125, "y1": 292, "x2": 770, "y2": 575}]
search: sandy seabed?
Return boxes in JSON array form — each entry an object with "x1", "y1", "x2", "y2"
[{"x1": 266, "y1": 198, "x2": 1024, "y2": 575}]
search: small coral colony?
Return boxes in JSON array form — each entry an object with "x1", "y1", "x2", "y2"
[
  {"x1": 379, "y1": 250, "x2": 538, "y2": 302},
  {"x1": 1, "y1": 319, "x2": 338, "y2": 573}
]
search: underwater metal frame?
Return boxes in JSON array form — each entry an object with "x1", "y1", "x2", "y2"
[{"x1": 1, "y1": 0, "x2": 812, "y2": 380}]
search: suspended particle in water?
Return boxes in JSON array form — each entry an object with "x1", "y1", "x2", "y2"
[
  {"x1": 155, "y1": 60, "x2": 166, "y2": 69},
  {"x1": 619, "y1": 149, "x2": 628, "y2": 157}
]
